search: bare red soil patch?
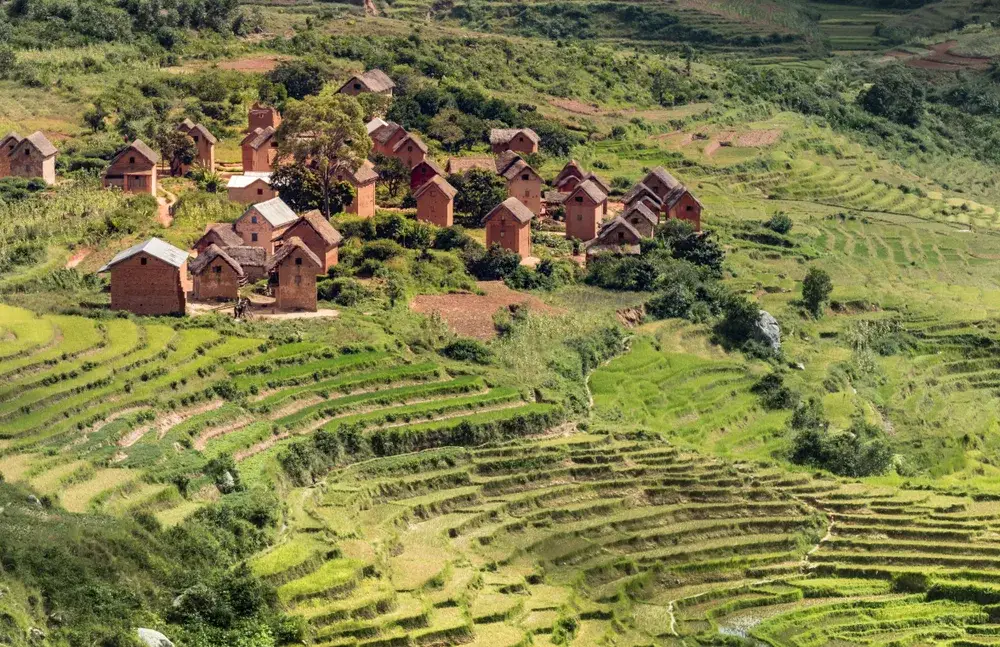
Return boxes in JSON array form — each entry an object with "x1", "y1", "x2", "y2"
[
  {"x1": 737, "y1": 129, "x2": 782, "y2": 147},
  {"x1": 218, "y1": 55, "x2": 291, "y2": 73},
  {"x1": 893, "y1": 41, "x2": 991, "y2": 71},
  {"x1": 65, "y1": 248, "x2": 92, "y2": 269},
  {"x1": 410, "y1": 281, "x2": 560, "y2": 340}
]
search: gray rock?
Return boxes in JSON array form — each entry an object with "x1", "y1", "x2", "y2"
[
  {"x1": 794, "y1": 362, "x2": 805, "y2": 371},
  {"x1": 137, "y1": 629, "x2": 174, "y2": 647},
  {"x1": 219, "y1": 470, "x2": 236, "y2": 493},
  {"x1": 28, "y1": 627, "x2": 45, "y2": 642},
  {"x1": 754, "y1": 311, "x2": 781, "y2": 353},
  {"x1": 26, "y1": 495, "x2": 41, "y2": 508}
]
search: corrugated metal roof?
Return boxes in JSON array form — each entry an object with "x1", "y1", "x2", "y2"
[
  {"x1": 227, "y1": 173, "x2": 272, "y2": 189},
  {"x1": 248, "y1": 197, "x2": 297, "y2": 228},
  {"x1": 98, "y1": 237, "x2": 188, "y2": 272}
]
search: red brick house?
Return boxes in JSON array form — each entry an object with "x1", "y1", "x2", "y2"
[
  {"x1": 177, "y1": 122, "x2": 216, "y2": 173},
  {"x1": 279, "y1": 210, "x2": 342, "y2": 273},
  {"x1": 337, "y1": 70, "x2": 396, "y2": 97},
  {"x1": 0, "y1": 132, "x2": 22, "y2": 177},
  {"x1": 227, "y1": 172, "x2": 276, "y2": 204},
  {"x1": 584, "y1": 172, "x2": 611, "y2": 196},
  {"x1": 189, "y1": 244, "x2": 243, "y2": 302},
  {"x1": 553, "y1": 160, "x2": 585, "y2": 192},
  {"x1": 642, "y1": 167, "x2": 702, "y2": 230},
  {"x1": 241, "y1": 127, "x2": 277, "y2": 173},
  {"x1": 234, "y1": 197, "x2": 298, "y2": 255},
  {"x1": 8, "y1": 131, "x2": 57, "y2": 185},
  {"x1": 622, "y1": 182, "x2": 663, "y2": 214},
  {"x1": 103, "y1": 140, "x2": 158, "y2": 195},
  {"x1": 335, "y1": 160, "x2": 378, "y2": 219},
  {"x1": 496, "y1": 152, "x2": 543, "y2": 216},
  {"x1": 193, "y1": 223, "x2": 244, "y2": 255},
  {"x1": 225, "y1": 246, "x2": 268, "y2": 283},
  {"x1": 370, "y1": 122, "x2": 407, "y2": 157},
  {"x1": 414, "y1": 175, "x2": 457, "y2": 228},
  {"x1": 392, "y1": 133, "x2": 427, "y2": 169},
  {"x1": 483, "y1": 197, "x2": 533, "y2": 258},
  {"x1": 622, "y1": 202, "x2": 658, "y2": 238},
  {"x1": 98, "y1": 237, "x2": 188, "y2": 315},
  {"x1": 248, "y1": 103, "x2": 281, "y2": 133},
  {"x1": 564, "y1": 179, "x2": 608, "y2": 242},
  {"x1": 266, "y1": 237, "x2": 322, "y2": 312},
  {"x1": 586, "y1": 217, "x2": 643, "y2": 262},
  {"x1": 410, "y1": 159, "x2": 444, "y2": 191},
  {"x1": 489, "y1": 128, "x2": 540, "y2": 155}
]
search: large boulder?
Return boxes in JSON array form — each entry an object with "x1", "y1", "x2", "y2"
[
  {"x1": 754, "y1": 310, "x2": 781, "y2": 353},
  {"x1": 137, "y1": 629, "x2": 174, "y2": 647}
]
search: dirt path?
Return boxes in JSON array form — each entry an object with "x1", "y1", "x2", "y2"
[
  {"x1": 157, "y1": 188, "x2": 177, "y2": 228},
  {"x1": 65, "y1": 248, "x2": 92, "y2": 269}
]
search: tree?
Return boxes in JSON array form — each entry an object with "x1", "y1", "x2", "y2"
[
  {"x1": 765, "y1": 211, "x2": 793, "y2": 234},
  {"x1": 271, "y1": 164, "x2": 353, "y2": 214},
  {"x1": 155, "y1": 129, "x2": 196, "y2": 177},
  {"x1": 858, "y1": 65, "x2": 925, "y2": 126},
  {"x1": 372, "y1": 153, "x2": 409, "y2": 198},
  {"x1": 683, "y1": 44, "x2": 695, "y2": 77},
  {"x1": 449, "y1": 169, "x2": 507, "y2": 224},
  {"x1": 802, "y1": 267, "x2": 833, "y2": 318},
  {"x1": 267, "y1": 59, "x2": 328, "y2": 101},
  {"x1": 275, "y1": 93, "x2": 371, "y2": 218}
]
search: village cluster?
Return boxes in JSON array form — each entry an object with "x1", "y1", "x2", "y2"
[{"x1": 0, "y1": 69, "x2": 702, "y2": 318}]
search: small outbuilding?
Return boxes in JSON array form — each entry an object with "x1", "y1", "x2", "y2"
[
  {"x1": 189, "y1": 244, "x2": 243, "y2": 301},
  {"x1": 227, "y1": 172, "x2": 276, "y2": 204},
  {"x1": 392, "y1": 133, "x2": 427, "y2": 169},
  {"x1": 266, "y1": 237, "x2": 322, "y2": 312},
  {"x1": 280, "y1": 210, "x2": 343, "y2": 273},
  {"x1": 414, "y1": 175, "x2": 457, "y2": 228},
  {"x1": 337, "y1": 70, "x2": 396, "y2": 97},
  {"x1": 370, "y1": 122, "x2": 407, "y2": 157},
  {"x1": 241, "y1": 127, "x2": 277, "y2": 173},
  {"x1": 489, "y1": 128, "x2": 540, "y2": 155},
  {"x1": 335, "y1": 160, "x2": 379, "y2": 219},
  {"x1": 234, "y1": 197, "x2": 298, "y2": 254},
  {"x1": 103, "y1": 140, "x2": 158, "y2": 195},
  {"x1": 177, "y1": 122, "x2": 216, "y2": 173},
  {"x1": 193, "y1": 223, "x2": 244, "y2": 255},
  {"x1": 564, "y1": 179, "x2": 608, "y2": 242},
  {"x1": 497, "y1": 153, "x2": 543, "y2": 216},
  {"x1": 483, "y1": 197, "x2": 533, "y2": 258},
  {"x1": 248, "y1": 103, "x2": 281, "y2": 133},
  {"x1": 7, "y1": 131, "x2": 57, "y2": 185},
  {"x1": 622, "y1": 202, "x2": 658, "y2": 238},
  {"x1": 98, "y1": 238, "x2": 188, "y2": 315},
  {"x1": 586, "y1": 217, "x2": 643, "y2": 262}
]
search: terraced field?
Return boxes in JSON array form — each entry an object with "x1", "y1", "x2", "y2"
[{"x1": 0, "y1": 306, "x2": 554, "y2": 522}]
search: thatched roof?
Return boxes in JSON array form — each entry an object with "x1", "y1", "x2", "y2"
[
  {"x1": 265, "y1": 236, "x2": 322, "y2": 272},
  {"x1": 413, "y1": 175, "x2": 458, "y2": 200},
  {"x1": 242, "y1": 126, "x2": 275, "y2": 150},
  {"x1": 340, "y1": 69, "x2": 395, "y2": 94},
  {"x1": 188, "y1": 244, "x2": 243, "y2": 277},
  {"x1": 623, "y1": 202, "x2": 658, "y2": 227},
  {"x1": 197, "y1": 223, "x2": 243, "y2": 248},
  {"x1": 445, "y1": 156, "x2": 494, "y2": 174},
  {"x1": 568, "y1": 179, "x2": 607, "y2": 204},
  {"x1": 482, "y1": 197, "x2": 534, "y2": 226},
  {"x1": 489, "y1": 128, "x2": 540, "y2": 146},
  {"x1": 291, "y1": 210, "x2": 343, "y2": 247},
  {"x1": 109, "y1": 140, "x2": 159, "y2": 166},
  {"x1": 21, "y1": 131, "x2": 57, "y2": 158}
]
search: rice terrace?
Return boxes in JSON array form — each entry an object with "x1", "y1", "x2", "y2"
[{"x1": 9, "y1": 0, "x2": 1000, "y2": 644}]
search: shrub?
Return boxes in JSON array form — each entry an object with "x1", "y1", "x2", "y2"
[
  {"x1": 318, "y1": 278, "x2": 375, "y2": 306},
  {"x1": 765, "y1": 211, "x2": 793, "y2": 234},
  {"x1": 467, "y1": 244, "x2": 521, "y2": 281},
  {"x1": 362, "y1": 239, "x2": 406, "y2": 261},
  {"x1": 751, "y1": 373, "x2": 799, "y2": 410},
  {"x1": 791, "y1": 411, "x2": 892, "y2": 477},
  {"x1": 645, "y1": 283, "x2": 694, "y2": 319},
  {"x1": 440, "y1": 339, "x2": 494, "y2": 365},
  {"x1": 802, "y1": 267, "x2": 833, "y2": 318},
  {"x1": 892, "y1": 572, "x2": 931, "y2": 593}
]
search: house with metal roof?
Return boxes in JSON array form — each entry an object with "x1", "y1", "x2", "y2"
[{"x1": 98, "y1": 238, "x2": 189, "y2": 315}]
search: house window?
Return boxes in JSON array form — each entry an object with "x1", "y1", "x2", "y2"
[
  {"x1": 577, "y1": 214, "x2": 582, "y2": 221},
  {"x1": 354, "y1": 83, "x2": 362, "y2": 90},
  {"x1": 251, "y1": 216, "x2": 258, "y2": 224},
  {"x1": 251, "y1": 233, "x2": 258, "y2": 242},
  {"x1": 140, "y1": 257, "x2": 147, "y2": 265},
  {"x1": 24, "y1": 149, "x2": 29, "y2": 156},
  {"x1": 295, "y1": 258, "x2": 302, "y2": 266},
  {"x1": 129, "y1": 157, "x2": 135, "y2": 164},
  {"x1": 193, "y1": 136, "x2": 199, "y2": 143},
  {"x1": 618, "y1": 231, "x2": 625, "y2": 241},
  {"x1": 407, "y1": 146, "x2": 413, "y2": 152},
  {"x1": 686, "y1": 205, "x2": 693, "y2": 211},
  {"x1": 294, "y1": 275, "x2": 302, "y2": 286},
  {"x1": 575, "y1": 196, "x2": 583, "y2": 202},
  {"x1": 257, "y1": 188, "x2": 263, "y2": 195},
  {"x1": 214, "y1": 265, "x2": 222, "y2": 274},
  {"x1": 522, "y1": 174, "x2": 529, "y2": 181},
  {"x1": 500, "y1": 230, "x2": 505, "y2": 238}
]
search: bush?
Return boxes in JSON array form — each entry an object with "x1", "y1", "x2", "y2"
[
  {"x1": 466, "y1": 244, "x2": 522, "y2": 281},
  {"x1": 751, "y1": 373, "x2": 799, "y2": 410},
  {"x1": 791, "y1": 411, "x2": 892, "y2": 478},
  {"x1": 765, "y1": 211, "x2": 793, "y2": 234},
  {"x1": 440, "y1": 339, "x2": 494, "y2": 364},
  {"x1": 802, "y1": 267, "x2": 833, "y2": 318},
  {"x1": 362, "y1": 239, "x2": 406, "y2": 261},
  {"x1": 645, "y1": 282, "x2": 695, "y2": 319},
  {"x1": 317, "y1": 278, "x2": 375, "y2": 306}
]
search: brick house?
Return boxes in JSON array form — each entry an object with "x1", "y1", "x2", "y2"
[
  {"x1": 366, "y1": 117, "x2": 388, "y2": 135},
  {"x1": 279, "y1": 210, "x2": 342, "y2": 273},
  {"x1": 225, "y1": 246, "x2": 268, "y2": 283},
  {"x1": 0, "y1": 132, "x2": 23, "y2": 177},
  {"x1": 241, "y1": 127, "x2": 277, "y2": 173},
  {"x1": 266, "y1": 237, "x2": 322, "y2": 312},
  {"x1": 370, "y1": 122, "x2": 407, "y2": 157},
  {"x1": 177, "y1": 122, "x2": 216, "y2": 173},
  {"x1": 227, "y1": 172, "x2": 276, "y2": 204},
  {"x1": 489, "y1": 128, "x2": 540, "y2": 155},
  {"x1": 410, "y1": 159, "x2": 444, "y2": 191},
  {"x1": 497, "y1": 152, "x2": 543, "y2": 216},
  {"x1": 335, "y1": 160, "x2": 378, "y2": 219},
  {"x1": 189, "y1": 244, "x2": 243, "y2": 301},
  {"x1": 564, "y1": 179, "x2": 608, "y2": 242},
  {"x1": 482, "y1": 197, "x2": 533, "y2": 258},
  {"x1": 8, "y1": 131, "x2": 57, "y2": 185},
  {"x1": 193, "y1": 223, "x2": 244, "y2": 255},
  {"x1": 98, "y1": 238, "x2": 188, "y2": 316},
  {"x1": 392, "y1": 133, "x2": 427, "y2": 169},
  {"x1": 584, "y1": 172, "x2": 611, "y2": 196},
  {"x1": 445, "y1": 157, "x2": 494, "y2": 174},
  {"x1": 622, "y1": 202, "x2": 658, "y2": 238},
  {"x1": 414, "y1": 175, "x2": 457, "y2": 228},
  {"x1": 642, "y1": 167, "x2": 702, "y2": 230},
  {"x1": 103, "y1": 140, "x2": 159, "y2": 195},
  {"x1": 234, "y1": 197, "x2": 298, "y2": 255},
  {"x1": 622, "y1": 182, "x2": 663, "y2": 214},
  {"x1": 337, "y1": 69, "x2": 396, "y2": 97},
  {"x1": 553, "y1": 160, "x2": 585, "y2": 192},
  {"x1": 248, "y1": 103, "x2": 281, "y2": 133},
  {"x1": 586, "y1": 217, "x2": 643, "y2": 262}
]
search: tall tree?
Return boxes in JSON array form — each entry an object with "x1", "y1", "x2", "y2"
[{"x1": 275, "y1": 93, "x2": 371, "y2": 218}]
